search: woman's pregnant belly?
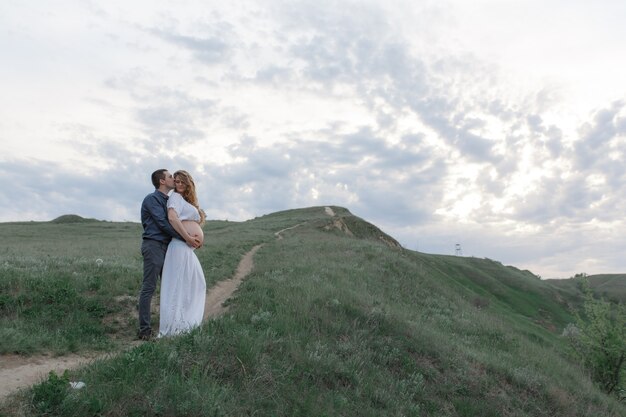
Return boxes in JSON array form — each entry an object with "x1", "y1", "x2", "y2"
[{"x1": 182, "y1": 220, "x2": 204, "y2": 246}]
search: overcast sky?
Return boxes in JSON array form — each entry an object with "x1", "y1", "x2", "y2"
[{"x1": 1, "y1": 0, "x2": 625, "y2": 278}]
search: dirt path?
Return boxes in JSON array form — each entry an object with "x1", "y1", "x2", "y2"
[
  {"x1": 0, "y1": 353, "x2": 95, "y2": 401},
  {"x1": 0, "y1": 217, "x2": 314, "y2": 402},
  {"x1": 203, "y1": 244, "x2": 263, "y2": 318}
]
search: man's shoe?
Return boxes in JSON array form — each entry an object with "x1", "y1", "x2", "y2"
[{"x1": 137, "y1": 330, "x2": 152, "y2": 341}]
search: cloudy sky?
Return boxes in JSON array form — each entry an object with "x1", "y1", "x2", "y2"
[{"x1": 1, "y1": 0, "x2": 625, "y2": 278}]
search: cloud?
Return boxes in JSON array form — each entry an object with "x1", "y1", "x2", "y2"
[
  {"x1": 208, "y1": 126, "x2": 447, "y2": 225},
  {"x1": 270, "y1": 2, "x2": 518, "y2": 169},
  {"x1": 0, "y1": 145, "x2": 203, "y2": 223},
  {"x1": 0, "y1": 159, "x2": 132, "y2": 221},
  {"x1": 135, "y1": 90, "x2": 216, "y2": 142},
  {"x1": 254, "y1": 65, "x2": 294, "y2": 83},
  {"x1": 150, "y1": 28, "x2": 230, "y2": 64},
  {"x1": 574, "y1": 100, "x2": 625, "y2": 170}
]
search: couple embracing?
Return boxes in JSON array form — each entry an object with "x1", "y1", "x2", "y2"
[{"x1": 138, "y1": 169, "x2": 206, "y2": 340}]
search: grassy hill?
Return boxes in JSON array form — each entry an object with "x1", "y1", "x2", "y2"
[
  {"x1": 50, "y1": 214, "x2": 101, "y2": 224},
  {"x1": 547, "y1": 274, "x2": 626, "y2": 304},
  {"x1": 0, "y1": 207, "x2": 624, "y2": 416}
]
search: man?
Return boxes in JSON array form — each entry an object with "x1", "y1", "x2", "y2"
[{"x1": 138, "y1": 169, "x2": 201, "y2": 340}]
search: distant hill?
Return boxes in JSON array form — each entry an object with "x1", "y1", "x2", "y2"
[
  {"x1": 50, "y1": 214, "x2": 100, "y2": 224},
  {"x1": 547, "y1": 274, "x2": 626, "y2": 304}
]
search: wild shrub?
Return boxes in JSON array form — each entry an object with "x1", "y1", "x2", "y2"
[{"x1": 564, "y1": 279, "x2": 626, "y2": 396}]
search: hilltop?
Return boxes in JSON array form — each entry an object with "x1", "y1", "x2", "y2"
[
  {"x1": 50, "y1": 214, "x2": 101, "y2": 224},
  {"x1": 0, "y1": 206, "x2": 624, "y2": 416}
]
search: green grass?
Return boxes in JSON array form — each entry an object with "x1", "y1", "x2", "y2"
[
  {"x1": 0, "y1": 222, "x2": 143, "y2": 354},
  {"x1": 1, "y1": 207, "x2": 624, "y2": 416}
]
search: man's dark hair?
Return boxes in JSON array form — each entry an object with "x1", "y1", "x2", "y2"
[{"x1": 151, "y1": 169, "x2": 168, "y2": 189}]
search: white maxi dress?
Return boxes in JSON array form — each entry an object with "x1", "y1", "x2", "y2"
[{"x1": 158, "y1": 192, "x2": 206, "y2": 337}]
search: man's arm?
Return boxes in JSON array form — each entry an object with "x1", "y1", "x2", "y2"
[
  {"x1": 168, "y1": 208, "x2": 201, "y2": 248},
  {"x1": 145, "y1": 194, "x2": 184, "y2": 240}
]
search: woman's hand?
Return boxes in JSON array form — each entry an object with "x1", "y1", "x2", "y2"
[
  {"x1": 188, "y1": 235, "x2": 202, "y2": 248},
  {"x1": 190, "y1": 233, "x2": 203, "y2": 249}
]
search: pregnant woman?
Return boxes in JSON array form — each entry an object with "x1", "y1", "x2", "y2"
[{"x1": 158, "y1": 170, "x2": 207, "y2": 337}]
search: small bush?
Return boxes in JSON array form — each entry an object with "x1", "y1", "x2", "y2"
[{"x1": 31, "y1": 370, "x2": 70, "y2": 414}]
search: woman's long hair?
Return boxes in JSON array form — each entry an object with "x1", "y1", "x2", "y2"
[{"x1": 173, "y1": 170, "x2": 206, "y2": 225}]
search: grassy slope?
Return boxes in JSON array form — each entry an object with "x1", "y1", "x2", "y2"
[{"x1": 1, "y1": 207, "x2": 624, "y2": 416}]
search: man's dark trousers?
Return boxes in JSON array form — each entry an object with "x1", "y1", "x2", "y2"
[{"x1": 139, "y1": 239, "x2": 169, "y2": 335}]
